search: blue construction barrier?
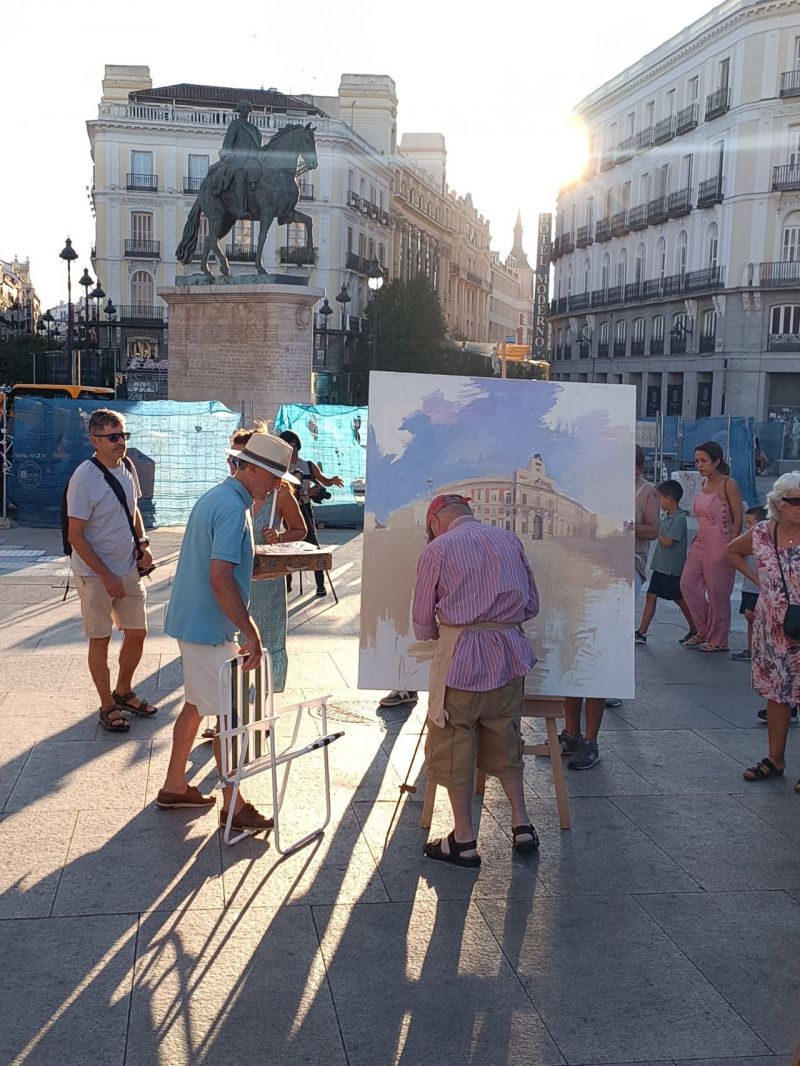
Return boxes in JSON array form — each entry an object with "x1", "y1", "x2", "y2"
[
  {"x1": 755, "y1": 421, "x2": 785, "y2": 465},
  {"x1": 10, "y1": 398, "x2": 240, "y2": 528},
  {"x1": 679, "y1": 416, "x2": 757, "y2": 506},
  {"x1": 274, "y1": 403, "x2": 367, "y2": 528}
]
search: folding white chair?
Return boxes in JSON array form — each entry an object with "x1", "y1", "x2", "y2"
[{"x1": 217, "y1": 652, "x2": 344, "y2": 850}]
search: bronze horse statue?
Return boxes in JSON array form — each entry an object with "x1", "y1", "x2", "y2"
[{"x1": 176, "y1": 123, "x2": 318, "y2": 278}]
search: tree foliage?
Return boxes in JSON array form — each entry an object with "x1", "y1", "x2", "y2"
[{"x1": 0, "y1": 335, "x2": 53, "y2": 388}]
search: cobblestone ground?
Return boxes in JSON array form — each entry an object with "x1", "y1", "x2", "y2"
[{"x1": 0, "y1": 520, "x2": 798, "y2": 1066}]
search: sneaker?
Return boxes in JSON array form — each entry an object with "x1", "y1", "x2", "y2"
[
  {"x1": 731, "y1": 649, "x2": 752, "y2": 661},
  {"x1": 315, "y1": 588, "x2": 328, "y2": 597},
  {"x1": 568, "y1": 739, "x2": 601, "y2": 771},
  {"x1": 678, "y1": 630, "x2": 698, "y2": 645},
  {"x1": 757, "y1": 705, "x2": 799, "y2": 723},
  {"x1": 378, "y1": 690, "x2": 419, "y2": 708},
  {"x1": 635, "y1": 630, "x2": 647, "y2": 645},
  {"x1": 558, "y1": 729, "x2": 581, "y2": 755},
  {"x1": 605, "y1": 699, "x2": 622, "y2": 709}
]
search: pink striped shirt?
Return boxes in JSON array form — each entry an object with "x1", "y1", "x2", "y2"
[{"x1": 412, "y1": 516, "x2": 538, "y2": 691}]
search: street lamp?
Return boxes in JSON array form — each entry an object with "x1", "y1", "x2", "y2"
[
  {"x1": 41, "y1": 309, "x2": 54, "y2": 342},
  {"x1": 335, "y1": 283, "x2": 351, "y2": 331},
  {"x1": 90, "y1": 281, "x2": 105, "y2": 322},
  {"x1": 367, "y1": 257, "x2": 384, "y2": 371},
  {"x1": 318, "y1": 297, "x2": 333, "y2": 370},
  {"x1": 59, "y1": 237, "x2": 78, "y2": 384}
]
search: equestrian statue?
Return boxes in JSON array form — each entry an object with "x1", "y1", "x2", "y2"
[{"x1": 176, "y1": 100, "x2": 318, "y2": 277}]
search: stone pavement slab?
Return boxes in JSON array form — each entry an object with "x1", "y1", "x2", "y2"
[
  {"x1": 0, "y1": 809, "x2": 77, "y2": 919},
  {"x1": 601, "y1": 727, "x2": 754, "y2": 794}
]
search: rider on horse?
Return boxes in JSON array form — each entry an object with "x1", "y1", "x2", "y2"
[{"x1": 211, "y1": 100, "x2": 262, "y2": 218}]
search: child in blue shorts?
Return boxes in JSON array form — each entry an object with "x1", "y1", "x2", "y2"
[{"x1": 635, "y1": 480, "x2": 695, "y2": 644}]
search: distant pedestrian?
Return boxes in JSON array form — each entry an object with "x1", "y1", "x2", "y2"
[
  {"x1": 728, "y1": 472, "x2": 800, "y2": 788},
  {"x1": 680, "y1": 441, "x2": 743, "y2": 652},
  {"x1": 635, "y1": 480, "x2": 695, "y2": 644},
  {"x1": 413, "y1": 494, "x2": 540, "y2": 867},
  {"x1": 731, "y1": 506, "x2": 768, "y2": 662},
  {"x1": 66, "y1": 409, "x2": 157, "y2": 733}
]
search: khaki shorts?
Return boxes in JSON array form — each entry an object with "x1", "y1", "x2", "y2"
[
  {"x1": 178, "y1": 639, "x2": 239, "y2": 718},
  {"x1": 74, "y1": 570, "x2": 147, "y2": 638},
  {"x1": 424, "y1": 676, "x2": 525, "y2": 790}
]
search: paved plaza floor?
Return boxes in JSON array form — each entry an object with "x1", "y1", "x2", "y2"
[{"x1": 0, "y1": 521, "x2": 798, "y2": 1065}]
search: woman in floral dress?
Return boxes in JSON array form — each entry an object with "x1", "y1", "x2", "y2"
[{"x1": 728, "y1": 471, "x2": 800, "y2": 789}]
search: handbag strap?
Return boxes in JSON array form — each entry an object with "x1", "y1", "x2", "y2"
[
  {"x1": 772, "y1": 521, "x2": 793, "y2": 607},
  {"x1": 90, "y1": 456, "x2": 141, "y2": 553}
]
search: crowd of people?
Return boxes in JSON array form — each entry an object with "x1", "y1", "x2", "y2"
[{"x1": 63, "y1": 410, "x2": 800, "y2": 859}]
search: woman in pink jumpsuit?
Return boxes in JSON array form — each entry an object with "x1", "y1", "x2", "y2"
[{"x1": 680, "y1": 441, "x2": 743, "y2": 652}]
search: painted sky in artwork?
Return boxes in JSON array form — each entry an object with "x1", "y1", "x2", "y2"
[{"x1": 366, "y1": 373, "x2": 635, "y2": 525}]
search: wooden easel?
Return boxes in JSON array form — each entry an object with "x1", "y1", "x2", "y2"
[{"x1": 421, "y1": 695, "x2": 571, "y2": 831}]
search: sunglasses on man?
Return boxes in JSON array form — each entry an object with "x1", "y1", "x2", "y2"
[{"x1": 93, "y1": 431, "x2": 131, "y2": 442}]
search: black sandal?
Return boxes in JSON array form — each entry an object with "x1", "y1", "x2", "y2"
[
  {"x1": 743, "y1": 757, "x2": 784, "y2": 781},
  {"x1": 99, "y1": 706, "x2": 130, "y2": 732},
  {"x1": 423, "y1": 830, "x2": 481, "y2": 868},
  {"x1": 512, "y1": 823, "x2": 540, "y2": 853},
  {"x1": 113, "y1": 690, "x2": 159, "y2": 717}
]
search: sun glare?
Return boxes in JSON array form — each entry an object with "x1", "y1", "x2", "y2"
[{"x1": 551, "y1": 117, "x2": 590, "y2": 191}]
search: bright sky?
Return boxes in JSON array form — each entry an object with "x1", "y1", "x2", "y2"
[{"x1": 4, "y1": 0, "x2": 711, "y2": 307}]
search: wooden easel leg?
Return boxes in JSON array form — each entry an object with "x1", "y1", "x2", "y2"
[
  {"x1": 421, "y1": 779, "x2": 436, "y2": 829},
  {"x1": 545, "y1": 716, "x2": 571, "y2": 830}
]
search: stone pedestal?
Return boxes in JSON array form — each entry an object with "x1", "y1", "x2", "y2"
[{"x1": 159, "y1": 281, "x2": 324, "y2": 424}]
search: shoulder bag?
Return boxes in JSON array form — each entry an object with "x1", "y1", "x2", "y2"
[
  {"x1": 772, "y1": 522, "x2": 800, "y2": 643},
  {"x1": 90, "y1": 457, "x2": 156, "y2": 578}
]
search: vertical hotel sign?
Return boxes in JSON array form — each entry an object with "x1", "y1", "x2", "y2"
[{"x1": 532, "y1": 213, "x2": 552, "y2": 362}]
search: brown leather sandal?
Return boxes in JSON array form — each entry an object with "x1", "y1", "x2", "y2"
[
  {"x1": 99, "y1": 706, "x2": 130, "y2": 732},
  {"x1": 113, "y1": 690, "x2": 159, "y2": 717}
]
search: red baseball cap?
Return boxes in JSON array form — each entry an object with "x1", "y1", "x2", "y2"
[{"x1": 426, "y1": 494, "x2": 472, "y2": 525}]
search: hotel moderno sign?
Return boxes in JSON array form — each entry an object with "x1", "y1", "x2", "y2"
[{"x1": 533, "y1": 213, "x2": 552, "y2": 362}]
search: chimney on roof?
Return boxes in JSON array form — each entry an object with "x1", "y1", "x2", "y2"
[{"x1": 102, "y1": 64, "x2": 152, "y2": 103}]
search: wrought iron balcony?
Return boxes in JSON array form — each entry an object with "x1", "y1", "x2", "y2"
[
  {"x1": 591, "y1": 288, "x2": 607, "y2": 309},
  {"x1": 625, "y1": 281, "x2": 642, "y2": 302},
  {"x1": 768, "y1": 332, "x2": 800, "y2": 352},
  {"x1": 380, "y1": 209, "x2": 390, "y2": 226},
  {"x1": 663, "y1": 273, "x2": 684, "y2": 297},
  {"x1": 126, "y1": 173, "x2": 158, "y2": 191},
  {"x1": 676, "y1": 103, "x2": 699, "y2": 135},
  {"x1": 628, "y1": 205, "x2": 647, "y2": 230},
  {"x1": 346, "y1": 252, "x2": 372, "y2": 274},
  {"x1": 560, "y1": 232, "x2": 575, "y2": 255},
  {"x1": 578, "y1": 341, "x2": 590, "y2": 359},
  {"x1": 616, "y1": 136, "x2": 634, "y2": 163},
  {"x1": 699, "y1": 333, "x2": 716, "y2": 353},
  {"x1": 667, "y1": 189, "x2": 692, "y2": 218},
  {"x1": 226, "y1": 243, "x2": 256, "y2": 261},
  {"x1": 670, "y1": 336, "x2": 687, "y2": 355},
  {"x1": 124, "y1": 239, "x2": 160, "y2": 258},
  {"x1": 298, "y1": 181, "x2": 314, "y2": 201},
  {"x1": 600, "y1": 150, "x2": 616, "y2": 172},
  {"x1": 654, "y1": 116, "x2": 676, "y2": 144},
  {"x1": 647, "y1": 196, "x2": 668, "y2": 224},
  {"x1": 598, "y1": 342, "x2": 609, "y2": 358},
  {"x1": 697, "y1": 176, "x2": 724, "y2": 207},
  {"x1": 611, "y1": 211, "x2": 629, "y2": 237},
  {"x1": 281, "y1": 246, "x2": 317, "y2": 265},
  {"x1": 551, "y1": 236, "x2": 562, "y2": 260},
  {"x1": 346, "y1": 190, "x2": 360, "y2": 208},
  {"x1": 631, "y1": 339, "x2": 645, "y2": 356},
  {"x1": 780, "y1": 70, "x2": 800, "y2": 97},
  {"x1": 759, "y1": 261, "x2": 800, "y2": 287},
  {"x1": 576, "y1": 224, "x2": 593, "y2": 248},
  {"x1": 555, "y1": 296, "x2": 568, "y2": 314},
  {"x1": 183, "y1": 176, "x2": 203, "y2": 193},
  {"x1": 635, "y1": 127, "x2": 654, "y2": 150},
  {"x1": 685, "y1": 266, "x2": 725, "y2": 293},
  {"x1": 773, "y1": 164, "x2": 800, "y2": 191},
  {"x1": 705, "y1": 86, "x2": 731, "y2": 121},
  {"x1": 649, "y1": 338, "x2": 664, "y2": 356},
  {"x1": 594, "y1": 218, "x2": 612, "y2": 242},
  {"x1": 613, "y1": 340, "x2": 627, "y2": 357},
  {"x1": 563, "y1": 344, "x2": 572, "y2": 360},
  {"x1": 569, "y1": 292, "x2": 590, "y2": 312},
  {"x1": 606, "y1": 285, "x2": 622, "y2": 306},
  {"x1": 119, "y1": 305, "x2": 165, "y2": 323},
  {"x1": 642, "y1": 279, "x2": 663, "y2": 299}
]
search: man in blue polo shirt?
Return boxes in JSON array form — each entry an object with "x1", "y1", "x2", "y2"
[{"x1": 157, "y1": 429, "x2": 299, "y2": 833}]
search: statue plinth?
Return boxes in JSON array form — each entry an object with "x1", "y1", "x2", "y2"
[{"x1": 159, "y1": 282, "x2": 323, "y2": 424}]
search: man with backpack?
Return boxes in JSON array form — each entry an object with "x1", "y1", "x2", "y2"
[{"x1": 65, "y1": 408, "x2": 157, "y2": 732}]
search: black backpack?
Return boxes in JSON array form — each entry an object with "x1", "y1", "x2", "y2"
[{"x1": 60, "y1": 456, "x2": 135, "y2": 556}]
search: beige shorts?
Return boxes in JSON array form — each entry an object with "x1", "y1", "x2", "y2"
[
  {"x1": 424, "y1": 676, "x2": 525, "y2": 790},
  {"x1": 178, "y1": 639, "x2": 239, "y2": 718},
  {"x1": 74, "y1": 570, "x2": 147, "y2": 638}
]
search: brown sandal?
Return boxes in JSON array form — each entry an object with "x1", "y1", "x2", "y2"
[
  {"x1": 113, "y1": 690, "x2": 159, "y2": 717},
  {"x1": 99, "y1": 706, "x2": 130, "y2": 732},
  {"x1": 743, "y1": 757, "x2": 784, "y2": 781}
]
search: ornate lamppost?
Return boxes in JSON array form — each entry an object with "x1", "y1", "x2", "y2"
[
  {"x1": 367, "y1": 256, "x2": 385, "y2": 372},
  {"x1": 59, "y1": 238, "x2": 78, "y2": 384}
]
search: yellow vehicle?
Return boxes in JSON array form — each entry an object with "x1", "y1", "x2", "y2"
[{"x1": 1, "y1": 383, "x2": 115, "y2": 419}]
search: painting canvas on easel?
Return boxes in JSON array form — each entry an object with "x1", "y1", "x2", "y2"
[{"x1": 358, "y1": 371, "x2": 636, "y2": 699}]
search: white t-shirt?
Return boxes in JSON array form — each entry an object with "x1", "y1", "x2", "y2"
[{"x1": 66, "y1": 458, "x2": 142, "y2": 578}]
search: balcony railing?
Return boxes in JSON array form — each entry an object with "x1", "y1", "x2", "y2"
[
  {"x1": 560, "y1": 232, "x2": 574, "y2": 255},
  {"x1": 780, "y1": 70, "x2": 800, "y2": 97},
  {"x1": 631, "y1": 339, "x2": 645, "y2": 356},
  {"x1": 591, "y1": 288, "x2": 607, "y2": 308},
  {"x1": 225, "y1": 243, "x2": 256, "y2": 261},
  {"x1": 625, "y1": 281, "x2": 642, "y2": 302},
  {"x1": 569, "y1": 292, "x2": 590, "y2": 312},
  {"x1": 759, "y1": 260, "x2": 800, "y2": 287},
  {"x1": 578, "y1": 342, "x2": 590, "y2": 359},
  {"x1": 649, "y1": 338, "x2": 664, "y2": 356},
  {"x1": 281, "y1": 246, "x2": 317, "y2": 265},
  {"x1": 628, "y1": 205, "x2": 647, "y2": 230},
  {"x1": 670, "y1": 336, "x2": 687, "y2": 355},
  {"x1": 346, "y1": 252, "x2": 371, "y2": 274},
  {"x1": 685, "y1": 266, "x2": 725, "y2": 293},
  {"x1": 768, "y1": 332, "x2": 800, "y2": 352},
  {"x1": 598, "y1": 342, "x2": 609, "y2": 358},
  {"x1": 635, "y1": 127, "x2": 654, "y2": 150},
  {"x1": 595, "y1": 218, "x2": 611, "y2": 242},
  {"x1": 705, "y1": 86, "x2": 731, "y2": 121},
  {"x1": 126, "y1": 173, "x2": 158, "y2": 191},
  {"x1": 124, "y1": 239, "x2": 160, "y2": 258},
  {"x1": 642, "y1": 278, "x2": 663, "y2": 299},
  {"x1": 613, "y1": 340, "x2": 627, "y2": 357},
  {"x1": 654, "y1": 116, "x2": 676, "y2": 144},
  {"x1": 676, "y1": 102, "x2": 699, "y2": 135},
  {"x1": 380, "y1": 209, "x2": 390, "y2": 226},
  {"x1": 183, "y1": 175, "x2": 204, "y2": 193},
  {"x1": 663, "y1": 273, "x2": 685, "y2": 297},
  {"x1": 600, "y1": 150, "x2": 615, "y2": 172},
  {"x1": 611, "y1": 211, "x2": 629, "y2": 236},
  {"x1": 119, "y1": 305, "x2": 165, "y2": 322},
  {"x1": 699, "y1": 333, "x2": 716, "y2": 353},
  {"x1": 697, "y1": 176, "x2": 724, "y2": 207},
  {"x1": 554, "y1": 296, "x2": 568, "y2": 314},
  {"x1": 647, "y1": 196, "x2": 668, "y2": 224},
  {"x1": 773, "y1": 163, "x2": 800, "y2": 191},
  {"x1": 576, "y1": 224, "x2": 593, "y2": 248},
  {"x1": 606, "y1": 285, "x2": 622, "y2": 306},
  {"x1": 346, "y1": 190, "x2": 361, "y2": 208},
  {"x1": 298, "y1": 181, "x2": 314, "y2": 201},
  {"x1": 667, "y1": 189, "x2": 692, "y2": 217},
  {"x1": 616, "y1": 136, "x2": 634, "y2": 163}
]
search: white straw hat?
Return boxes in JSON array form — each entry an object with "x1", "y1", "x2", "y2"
[{"x1": 226, "y1": 433, "x2": 300, "y2": 484}]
